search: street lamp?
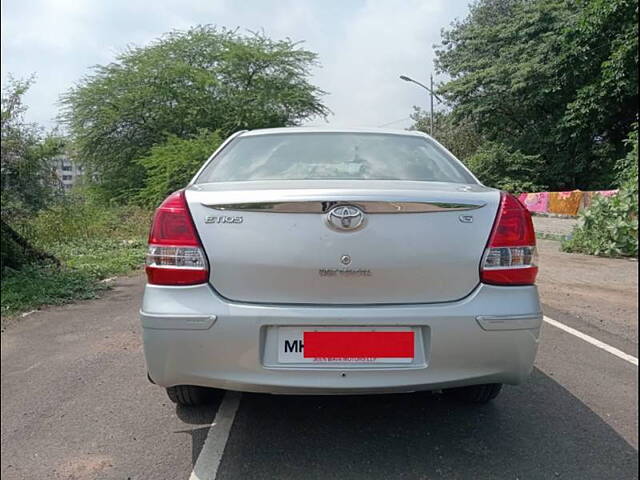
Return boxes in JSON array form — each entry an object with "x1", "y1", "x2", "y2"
[{"x1": 399, "y1": 74, "x2": 442, "y2": 135}]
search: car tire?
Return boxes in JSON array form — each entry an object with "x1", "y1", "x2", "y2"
[
  {"x1": 166, "y1": 385, "x2": 213, "y2": 406},
  {"x1": 444, "y1": 383, "x2": 503, "y2": 403}
]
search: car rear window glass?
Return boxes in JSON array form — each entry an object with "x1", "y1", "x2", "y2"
[{"x1": 195, "y1": 132, "x2": 477, "y2": 184}]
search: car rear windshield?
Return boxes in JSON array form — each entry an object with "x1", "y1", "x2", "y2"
[{"x1": 195, "y1": 132, "x2": 477, "y2": 184}]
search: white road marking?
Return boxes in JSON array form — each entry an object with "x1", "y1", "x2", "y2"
[
  {"x1": 544, "y1": 316, "x2": 638, "y2": 366},
  {"x1": 189, "y1": 391, "x2": 242, "y2": 480}
]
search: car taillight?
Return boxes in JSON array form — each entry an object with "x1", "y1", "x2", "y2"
[
  {"x1": 145, "y1": 190, "x2": 208, "y2": 286},
  {"x1": 480, "y1": 192, "x2": 538, "y2": 285}
]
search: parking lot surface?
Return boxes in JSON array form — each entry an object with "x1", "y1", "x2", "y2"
[{"x1": 1, "y1": 240, "x2": 637, "y2": 479}]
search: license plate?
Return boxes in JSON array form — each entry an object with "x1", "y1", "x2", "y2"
[{"x1": 277, "y1": 327, "x2": 415, "y2": 364}]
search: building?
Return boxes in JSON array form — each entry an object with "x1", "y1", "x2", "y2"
[{"x1": 52, "y1": 155, "x2": 84, "y2": 191}]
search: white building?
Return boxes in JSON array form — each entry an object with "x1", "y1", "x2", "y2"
[{"x1": 52, "y1": 155, "x2": 84, "y2": 191}]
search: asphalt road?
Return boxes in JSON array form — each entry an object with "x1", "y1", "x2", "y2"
[{"x1": 1, "y1": 239, "x2": 638, "y2": 480}]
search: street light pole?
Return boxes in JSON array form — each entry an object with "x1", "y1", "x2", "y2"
[
  {"x1": 430, "y1": 74, "x2": 434, "y2": 136},
  {"x1": 399, "y1": 74, "x2": 442, "y2": 136}
]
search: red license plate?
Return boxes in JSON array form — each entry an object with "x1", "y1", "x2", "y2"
[{"x1": 303, "y1": 331, "x2": 415, "y2": 359}]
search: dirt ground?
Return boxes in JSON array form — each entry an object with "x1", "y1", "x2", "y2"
[
  {"x1": 537, "y1": 238, "x2": 638, "y2": 344},
  {"x1": 533, "y1": 215, "x2": 579, "y2": 237}
]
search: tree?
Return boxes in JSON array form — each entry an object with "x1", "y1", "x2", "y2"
[
  {"x1": 1, "y1": 77, "x2": 61, "y2": 272},
  {"x1": 136, "y1": 129, "x2": 223, "y2": 208},
  {"x1": 465, "y1": 141, "x2": 547, "y2": 192},
  {"x1": 1, "y1": 77, "x2": 62, "y2": 215},
  {"x1": 435, "y1": 0, "x2": 638, "y2": 190},
  {"x1": 410, "y1": 107, "x2": 483, "y2": 162},
  {"x1": 61, "y1": 26, "x2": 329, "y2": 202},
  {"x1": 615, "y1": 124, "x2": 638, "y2": 188}
]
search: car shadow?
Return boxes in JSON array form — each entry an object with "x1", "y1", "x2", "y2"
[
  {"x1": 174, "y1": 389, "x2": 224, "y2": 465},
  {"x1": 201, "y1": 368, "x2": 638, "y2": 479}
]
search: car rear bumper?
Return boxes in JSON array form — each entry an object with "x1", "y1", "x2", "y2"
[{"x1": 140, "y1": 283, "x2": 542, "y2": 394}]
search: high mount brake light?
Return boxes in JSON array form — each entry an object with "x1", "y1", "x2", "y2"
[
  {"x1": 145, "y1": 190, "x2": 208, "y2": 286},
  {"x1": 481, "y1": 192, "x2": 538, "y2": 286}
]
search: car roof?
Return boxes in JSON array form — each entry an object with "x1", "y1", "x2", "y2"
[{"x1": 238, "y1": 126, "x2": 430, "y2": 138}]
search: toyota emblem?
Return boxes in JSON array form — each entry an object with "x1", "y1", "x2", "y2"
[{"x1": 326, "y1": 205, "x2": 365, "y2": 232}]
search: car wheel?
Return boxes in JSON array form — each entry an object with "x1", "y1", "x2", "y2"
[
  {"x1": 166, "y1": 385, "x2": 213, "y2": 406},
  {"x1": 444, "y1": 383, "x2": 503, "y2": 403}
]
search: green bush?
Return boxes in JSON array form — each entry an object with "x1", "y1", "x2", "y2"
[
  {"x1": 465, "y1": 142, "x2": 547, "y2": 193},
  {"x1": 2, "y1": 195, "x2": 152, "y2": 317},
  {"x1": 562, "y1": 129, "x2": 638, "y2": 257},
  {"x1": 17, "y1": 191, "x2": 151, "y2": 245},
  {"x1": 136, "y1": 129, "x2": 222, "y2": 207}
]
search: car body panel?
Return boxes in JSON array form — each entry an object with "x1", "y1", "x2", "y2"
[{"x1": 141, "y1": 282, "x2": 541, "y2": 394}]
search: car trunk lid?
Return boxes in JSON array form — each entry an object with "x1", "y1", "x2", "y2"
[{"x1": 186, "y1": 180, "x2": 500, "y2": 304}]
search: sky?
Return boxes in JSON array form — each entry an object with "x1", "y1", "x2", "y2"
[{"x1": 1, "y1": 0, "x2": 471, "y2": 131}]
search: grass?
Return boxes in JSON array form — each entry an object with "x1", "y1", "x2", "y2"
[
  {"x1": 1, "y1": 265, "x2": 109, "y2": 317},
  {"x1": 1, "y1": 199, "x2": 151, "y2": 318}
]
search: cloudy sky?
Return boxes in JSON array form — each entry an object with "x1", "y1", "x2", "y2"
[{"x1": 1, "y1": 0, "x2": 471, "y2": 130}]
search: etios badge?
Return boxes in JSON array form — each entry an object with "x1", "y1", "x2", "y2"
[{"x1": 326, "y1": 205, "x2": 365, "y2": 231}]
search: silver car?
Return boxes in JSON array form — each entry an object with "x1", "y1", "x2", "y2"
[{"x1": 140, "y1": 127, "x2": 541, "y2": 406}]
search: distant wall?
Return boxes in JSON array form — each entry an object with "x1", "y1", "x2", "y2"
[{"x1": 517, "y1": 190, "x2": 618, "y2": 216}]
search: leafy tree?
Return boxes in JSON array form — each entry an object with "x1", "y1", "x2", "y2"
[
  {"x1": 410, "y1": 107, "x2": 483, "y2": 161},
  {"x1": 1, "y1": 77, "x2": 62, "y2": 216},
  {"x1": 136, "y1": 129, "x2": 223, "y2": 207},
  {"x1": 410, "y1": 108, "x2": 545, "y2": 192},
  {"x1": 61, "y1": 26, "x2": 329, "y2": 202},
  {"x1": 614, "y1": 124, "x2": 638, "y2": 188},
  {"x1": 435, "y1": 0, "x2": 638, "y2": 190},
  {"x1": 1, "y1": 77, "x2": 62, "y2": 272},
  {"x1": 465, "y1": 141, "x2": 547, "y2": 192}
]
